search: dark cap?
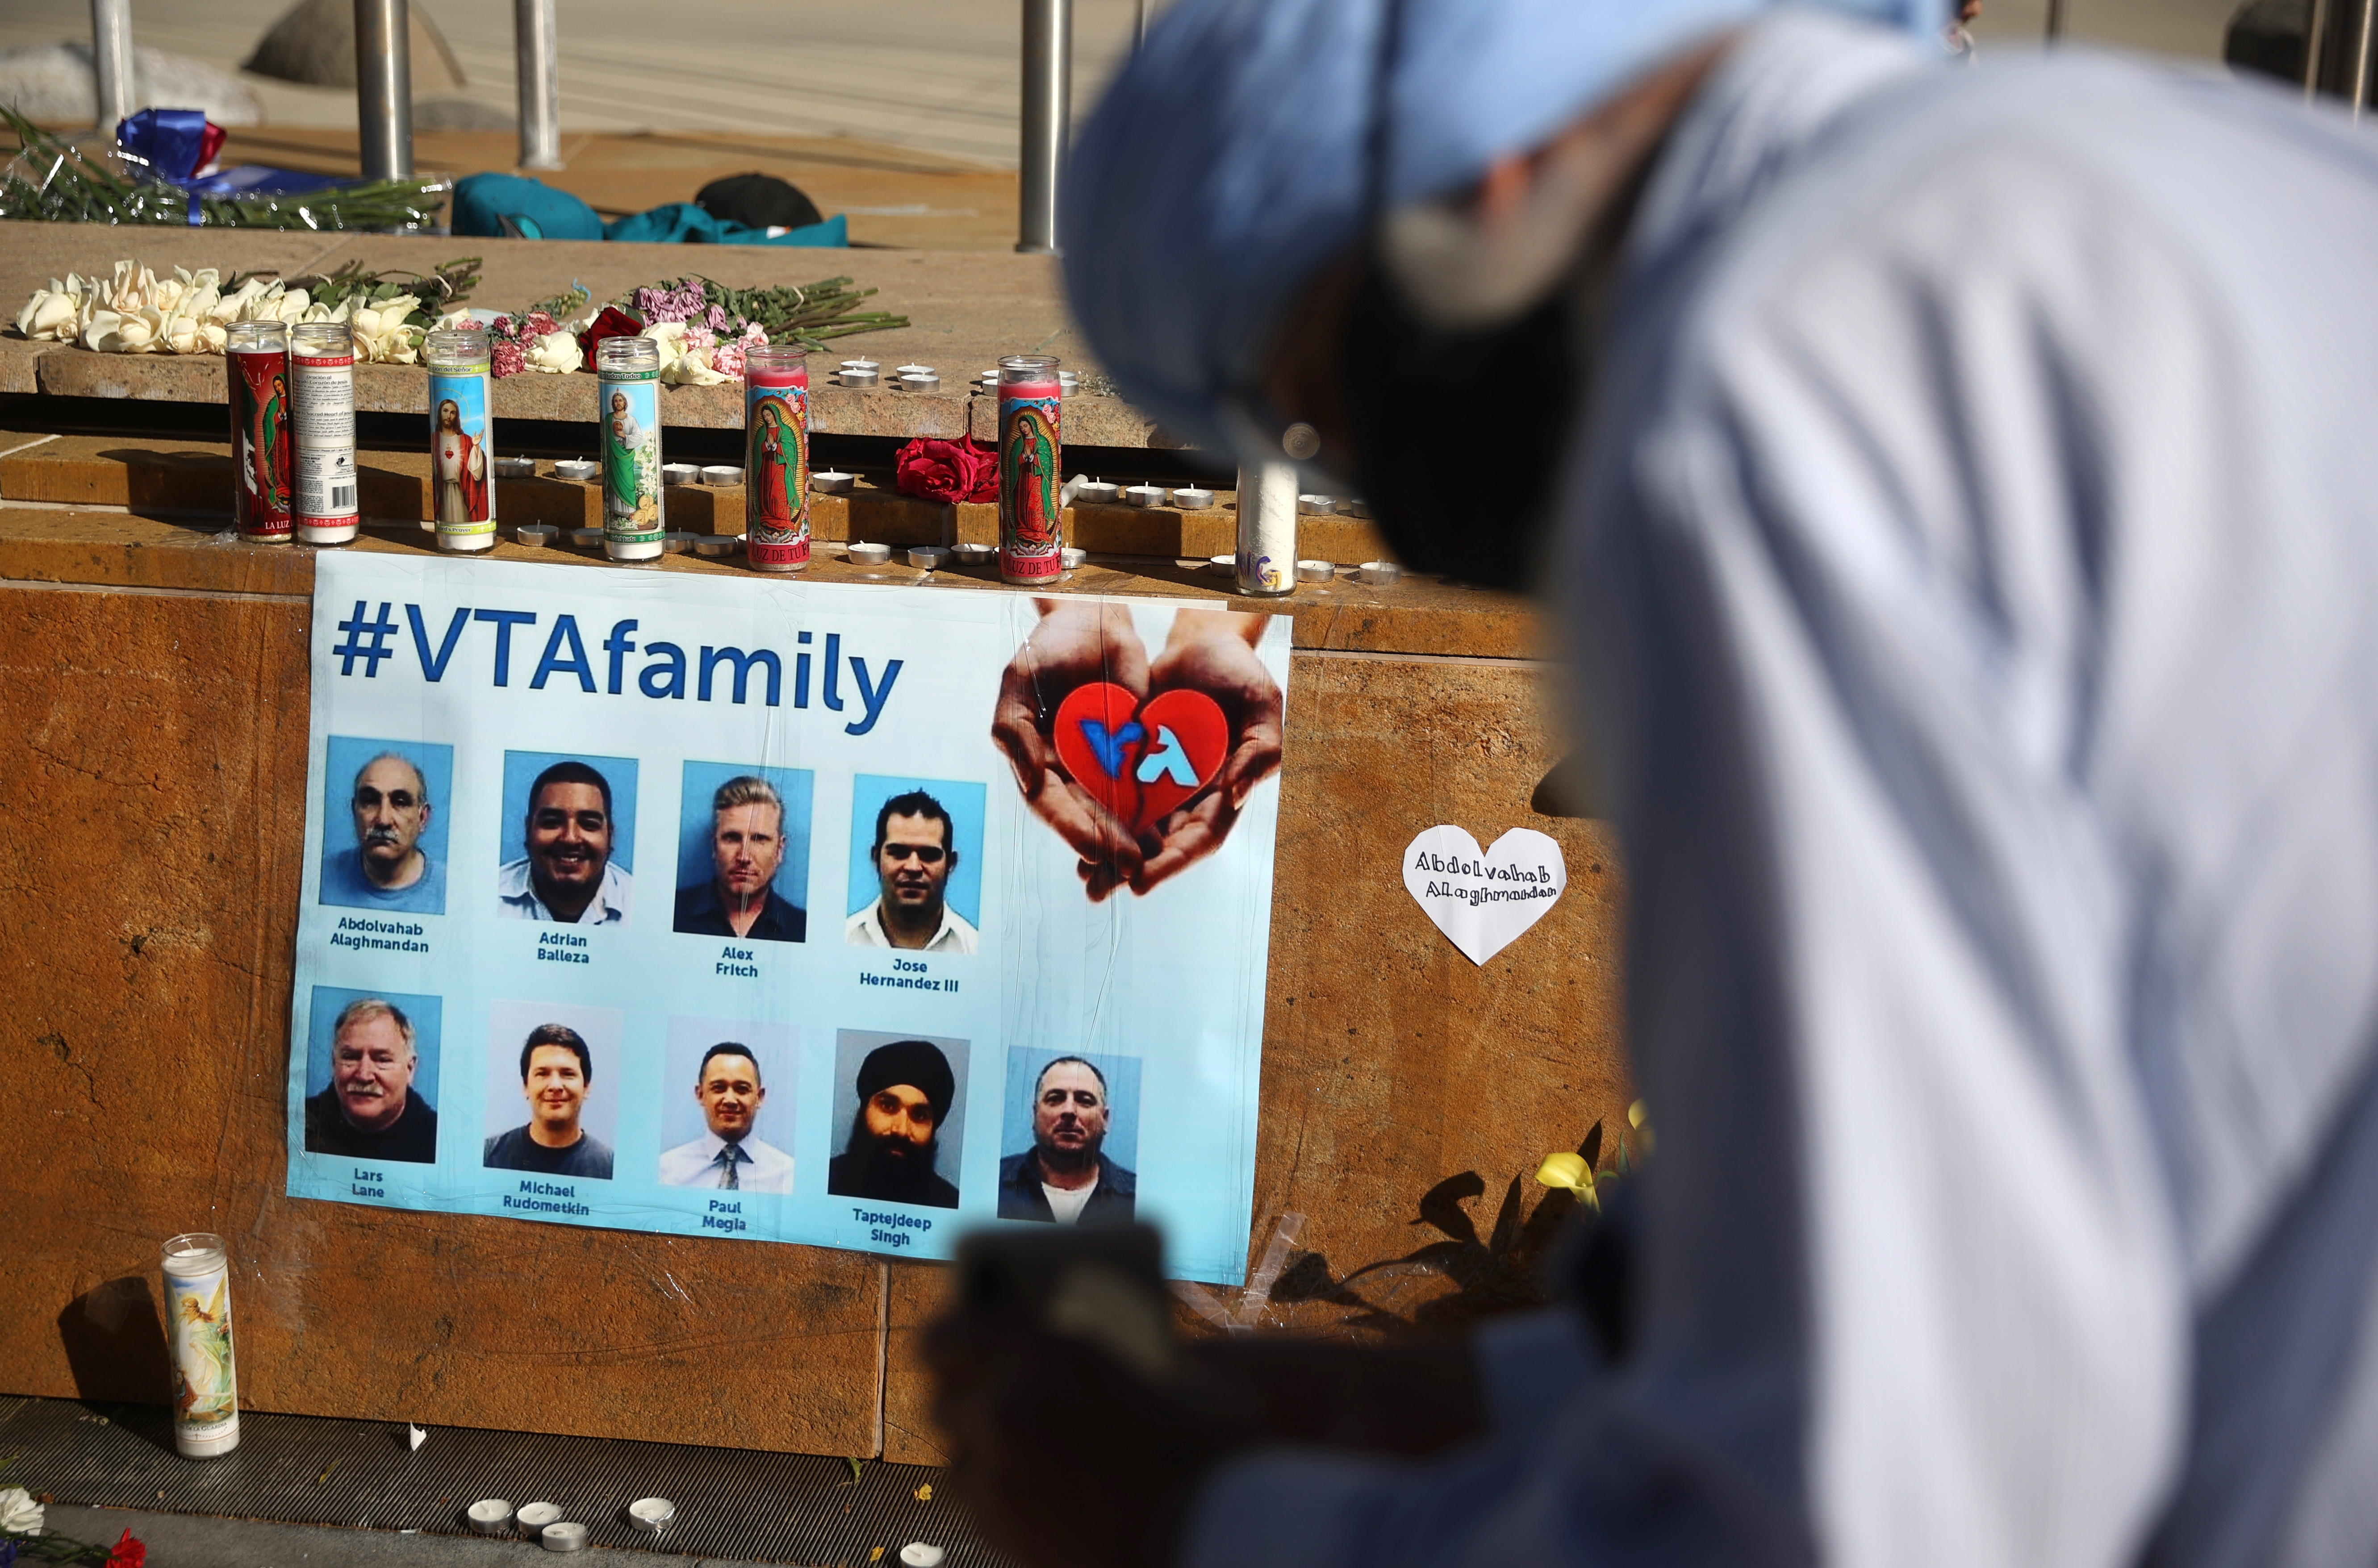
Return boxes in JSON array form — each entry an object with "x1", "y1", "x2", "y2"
[{"x1": 855, "y1": 1039, "x2": 954, "y2": 1123}]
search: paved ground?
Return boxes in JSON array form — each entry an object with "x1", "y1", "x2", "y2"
[
  {"x1": 39, "y1": 1502, "x2": 812, "y2": 1566},
  {"x1": 0, "y1": 0, "x2": 1155, "y2": 169},
  {"x1": 0, "y1": 0, "x2": 2251, "y2": 180}
]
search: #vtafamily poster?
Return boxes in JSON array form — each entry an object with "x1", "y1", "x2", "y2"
[{"x1": 286, "y1": 552, "x2": 1287, "y2": 1282}]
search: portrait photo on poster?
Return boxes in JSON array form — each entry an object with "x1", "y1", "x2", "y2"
[
  {"x1": 497, "y1": 749, "x2": 639, "y2": 926},
  {"x1": 319, "y1": 735, "x2": 454, "y2": 915},
  {"x1": 673, "y1": 762, "x2": 814, "y2": 944},
  {"x1": 827, "y1": 1028, "x2": 970, "y2": 1209},
  {"x1": 481, "y1": 997, "x2": 623, "y2": 1180},
  {"x1": 430, "y1": 374, "x2": 491, "y2": 524},
  {"x1": 989, "y1": 601, "x2": 1284, "y2": 903},
  {"x1": 997, "y1": 1046, "x2": 1141, "y2": 1226},
  {"x1": 301, "y1": 984, "x2": 444, "y2": 1165},
  {"x1": 656, "y1": 1018, "x2": 798, "y2": 1195},
  {"x1": 844, "y1": 775, "x2": 986, "y2": 954}
]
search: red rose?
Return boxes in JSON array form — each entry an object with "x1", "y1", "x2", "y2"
[
  {"x1": 106, "y1": 1529, "x2": 146, "y2": 1568},
  {"x1": 574, "y1": 305, "x2": 646, "y2": 372},
  {"x1": 894, "y1": 438, "x2": 999, "y2": 504}
]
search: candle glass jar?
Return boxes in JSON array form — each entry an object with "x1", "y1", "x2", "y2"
[
  {"x1": 997, "y1": 354, "x2": 1063, "y2": 584},
  {"x1": 226, "y1": 321, "x2": 292, "y2": 542},
  {"x1": 597, "y1": 336, "x2": 664, "y2": 561},
  {"x1": 1234, "y1": 462, "x2": 1298, "y2": 596},
  {"x1": 744, "y1": 345, "x2": 810, "y2": 572},
  {"x1": 425, "y1": 326, "x2": 497, "y2": 553},
  {"x1": 289, "y1": 321, "x2": 359, "y2": 544},
  {"x1": 161, "y1": 1232, "x2": 238, "y2": 1458}
]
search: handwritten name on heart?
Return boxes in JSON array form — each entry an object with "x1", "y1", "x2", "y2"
[
  {"x1": 1403, "y1": 825, "x2": 1566, "y2": 966},
  {"x1": 1052, "y1": 682, "x2": 1229, "y2": 832}
]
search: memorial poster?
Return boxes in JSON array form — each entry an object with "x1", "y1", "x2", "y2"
[{"x1": 287, "y1": 553, "x2": 1287, "y2": 1283}]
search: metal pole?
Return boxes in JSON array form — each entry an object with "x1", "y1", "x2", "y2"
[
  {"x1": 2307, "y1": 0, "x2": 2332, "y2": 100},
  {"x1": 88, "y1": 0, "x2": 133, "y2": 137},
  {"x1": 514, "y1": 0, "x2": 562, "y2": 170},
  {"x1": 2044, "y1": 0, "x2": 2066, "y2": 41},
  {"x1": 2353, "y1": 0, "x2": 2378, "y2": 115},
  {"x1": 1017, "y1": 0, "x2": 1072, "y2": 255},
  {"x1": 354, "y1": 0, "x2": 414, "y2": 182}
]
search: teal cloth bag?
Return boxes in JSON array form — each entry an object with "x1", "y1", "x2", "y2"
[
  {"x1": 451, "y1": 172, "x2": 604, "y2": 241},
  {"x1": 602, "y1": 203, "x2": 848, "y2": 247}
]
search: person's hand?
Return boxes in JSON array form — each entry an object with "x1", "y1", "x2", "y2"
[
  {"x1": 1132, "y1": 612, "x2": 1284, "y2": 896},
  {"x1": 991, "y1": 600, "x2": 1153, "y2": 900}
]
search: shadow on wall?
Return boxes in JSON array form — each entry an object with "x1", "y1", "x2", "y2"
[{"x1": 57, "y1": 1276, "x2": 171, "y2": 1407}]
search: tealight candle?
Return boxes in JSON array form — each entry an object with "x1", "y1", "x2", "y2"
[
  {"x1": 810, "y1": 470, "x2": 855, "y2": 493},
  {"x1": 494, "y1": 455, "x2": 536, "y2": 480},
  {"x1": 514, "y1": 524, "x2": 556, "y2": 547},
  {"x1": 700, "y1": 464, "x2": 741, "y2": 485},
  {"x1": 662, "y1": 531, "x2": 696, "y2": 553},
  {"x1": 952, "y1": 541, "x2": 994, "y2": 565},
  {"x1": 1074, "y1": 480, "x2": 1120, "y2": 505},
  {"x1": 516, "y1": 1502, "x2": 562, "y2": 1535},
  {"x1": 1296, "y1": 559, "x2": 1336, "y2": 583},
  {"x1": 541, "y1": 1521, "x2": 588, "y2": 1552},
  {"x1": 901, "y1": 1547, "x2": 947, "y2": 1568},
  {"x1": 841, "y1": 367, "x2": 879, "y2": 387},
  {"x1": 908, "y1": 545, "x2": 950, "y2": 570},
  {"x1": 1206, "y1": 553, "x2": 1235, "y2": 575},
  {"x1": 1355, "y1": 559, "x2": 1402, "y2": 585},
  {"x1": 899, "y1": 371, "x2": 940, "y2": 391},
  {"x1": 1296, "y1": 493, "x2": 1334, "y2": 515},
  {"x1": 569, "y1": 526, "x2": 602, "y2": 548},
  {"x1": 694, "y1": 535, "x2": 736, "y2": 557},
  {"x1": 1335, "y1": 497, "x2": 1373, "y2": 517},
  {"x1": 848, "y1": 541, "x2": 892, "y2": 564},
  {"x1": 1122, "y1": 484, "x2": 1165, "y2": 508},
  {"x1": 841, "y1": 358, "x2": 880, "y2": 372},
  {"x1": 661, "y1": 462, "x2": 699, "y2": 486},
  {"x1": 468, "y1": 1501, "x2": 514, "y2": 1535},
  {"x1": 1061, "y1": 546, "x2": 1087, "y2": 569},
  {"x1": 896, "y1": 363, "x2": 936, "y2": 377},
  {"x1": 552, "y1": 458, "x2": 596, "y2": 480},
  {"x1": 1170, "y1": 486, "x2": 1215, "y2": 509},
  {"x1": 628, "y1": 1498, "x2": 677, "y2": 1532}
]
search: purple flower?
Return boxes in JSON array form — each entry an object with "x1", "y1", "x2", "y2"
[{"x1": 704, "y1": 302, "x2": 731, "y2": 333}]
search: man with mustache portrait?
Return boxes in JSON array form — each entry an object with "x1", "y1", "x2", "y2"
[
  {"x1": 322, "y1": 751, "x2": 446, "y2": 914},
  {"x1": 302, "y1": 997, "x2": 438, "y2": 1163},
  {"x1": 497, "y1": 759, "x2": 631, "y2": 924}
]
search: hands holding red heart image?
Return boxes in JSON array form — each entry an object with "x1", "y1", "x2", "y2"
[{"x1": 992, "y1": 602, "x2": 1283, "y2": 901}]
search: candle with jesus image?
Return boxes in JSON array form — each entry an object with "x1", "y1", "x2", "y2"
[
  {"x1": 998, "y1": 354, "x2": 1063, "y2": 585},
  {"x1": 425, "y1": 327, "x2": 496, "y2": 553},
  {"x1": 744, "y1": 344, "x2": 810, "y2": 572}
]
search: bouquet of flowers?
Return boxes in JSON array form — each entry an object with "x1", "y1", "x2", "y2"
[{"x1": 13, "y1": 256, "x2": 479, "y2": 361}]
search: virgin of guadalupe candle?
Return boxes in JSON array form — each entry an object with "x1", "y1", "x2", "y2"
[
  {"x1": 597, "y1": 336, "x2": 664, "y2": 561},
  {"x1": 290, "y1": 321, "x2": 359, "y2": 544},
  {"x1": 998, "y1": 354, "x2": 1063, "y2": 585},
  {"x1": 161, "y1": 1232, "x2": 239, "y2": 1458},
  {"x1": 226, "y1": 322, "x2": 291, "y2": 541},
  {"x1": 425, "y1": 325, "x2": 496, "y2": 552},
  {"x1": 744, "y1": 344, "x2": 810, "y2": 571}
]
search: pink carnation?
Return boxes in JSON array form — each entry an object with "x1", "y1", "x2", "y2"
[
  {"x1": 713, "y1": 338, "x2": 748, "y2": 379},
  {"x1": 526, "y1": 310, "x2": 559, "y2": 337},
  {"x1": 492, "y1": 339, "x2": 528, "y2": 378}
]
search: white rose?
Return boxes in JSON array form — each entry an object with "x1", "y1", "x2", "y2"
[
  {"x1": 267, "y1": 287, "x2": 311, "y2": 324},
  {"x1": 435, "y1": 308, "x2": 476, "y2": 331},
  {"x1": 0, "y1": 1484, "x2": 42, "y2": 1534},
  {"x1": 210, "y1": 276, "x2": 272, "y2": 324},
  {"x1": 84, "y1": 305, "x2": 161, "y2": 354},
  {"x1": 162, "y1": 309, "x2": 226, "y2": 355},
  {"x1": 17, "y1": 287, "x2": 79, "y2": 339},
  {"x1": 660, "y1": 346, "x2": 728, "y2": 386},
  {"x1": 174, "y1": 265, "x2": 222, "y2": 292},
  {"x1": 526, "y1": 329, "x2": 581, "y2": 373}
]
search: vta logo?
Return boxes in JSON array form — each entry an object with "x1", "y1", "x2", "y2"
[{"x1": 1054, "y1": 683, "x2": 1227, "y2": 830}]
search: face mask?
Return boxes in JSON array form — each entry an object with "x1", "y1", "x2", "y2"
[{"x1": 1332, "y1": 257, "x2": 1582, "y2": 591}]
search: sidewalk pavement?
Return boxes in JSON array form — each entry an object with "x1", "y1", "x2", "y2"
[{"x1": 39, "y1": 1502, "x2": 794, "y2": 1567}]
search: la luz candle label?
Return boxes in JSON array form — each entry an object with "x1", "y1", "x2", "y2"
[
  {"x1": 999, "y1": 365, "x2": 1064, "y2": 584},
  {"x1": 745, "y1": 352, "x2": 811, "y2": 571}
]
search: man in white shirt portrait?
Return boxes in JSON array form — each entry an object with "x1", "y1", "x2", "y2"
[
  {"x1": 656, "y1": 1042, "x2": 793, "y2": 1193},
  {"x1": 845, "y1": 788, "x2": 978, "y2": 953},
  {"x1": 497, "y1": 759, "x2": 632, "y2": 924}
]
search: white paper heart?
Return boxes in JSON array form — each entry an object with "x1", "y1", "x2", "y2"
[{"x1": 1403, "y1": 825, "x2": 1567, "y2": 966}]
